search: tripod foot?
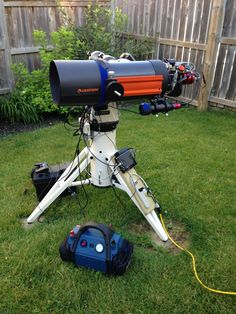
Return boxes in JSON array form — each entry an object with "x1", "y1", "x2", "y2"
[{"x1": 146, "y1": 211, "x2": 168, "y2": 242}]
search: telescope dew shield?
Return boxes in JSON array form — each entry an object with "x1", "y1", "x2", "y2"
[
  {"x1": 49, "y1": 59, "x2": 170, "y2": 107},
  {"x1": 50, "y1": 60, "x2": 102, "y2": 106}
]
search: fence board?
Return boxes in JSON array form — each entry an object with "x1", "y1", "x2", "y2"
[
  {"x1": 132, "y1": 0, "x2": 139, "y2": 34},
  {"x1": 0, "y1": 51, "x2": 8, "y2": 88},
  {"x1": 12, "y1": 52, "x2": 40, "y2": 71},
  {"x1": 199, "y1": 0, "x2": 212, "y2": 43},
  {"x1": 149, "y1": 0, "x2": 157, "y2": 37},
  {"x1": 165, "y1": 0, "x2": 173, "y2": 40},
  {"x1": 198, "y1": 0, "x2": 226, "y2": 110},
  {"x1": 225, "y1": 51, "x2": 236, "y2": 100},
  {"x1": 143, "y1": 0, "x2": 150, "y2": 36},
  {"x1": 189, "y1": 48, "x2": 197, "y2": 99},
  {"x1": 210, "y1": 96, "x2": 236, "y2": 108},
  {"x1": 185, "y1": 0, "x2": 196, "y2": 42},
  {"x1": 178, "y1": 0, "x2": 188, "y2": 42},
  {"x1": 160, "y1": 0, "x2": 167, "y2": 38},
  {"x1": 192, "y1": 0, "x2": 204, "y2": 43},
  {"x1": 0, "y1": 0, "x2": 13, "y2": 93},
  {"x1": 172, "y1": 0, "x2": 181, "y2": 41},
  {"x1": 212, "y1": 44, "x2": 227, "y2": 96},
  {"x1": 219, "y1": 45, "x2": 235, "y2": 99},
  {"x1": 210, "y1": 0, "x2": 236, "y2": 103},
  {"x1": 222, "y1": 0, "x2": 236, "y2": 37}
]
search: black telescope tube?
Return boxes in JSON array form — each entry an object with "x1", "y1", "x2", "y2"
[
  {"x1": 49, "y1": 59, "x2": 170, "y2": 107},
  {"x1": 50, "y1": 60, "x2": 102, "y2": 106}
]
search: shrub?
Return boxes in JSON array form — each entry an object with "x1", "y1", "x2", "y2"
[
  {"x1": 76, "y1": 3, "x2": 153, "y2": 60},
  {"x1": 0, "y1": 27, "x2": 79, "y2": 123}
]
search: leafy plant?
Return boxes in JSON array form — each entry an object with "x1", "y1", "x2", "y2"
[
  {"x1": 76, "y1": 4, "x2": 126, "y2": 58},
  {"x1": 11, "y1": 63, "x2": 54, "y2": 115},
  {"x1": 0, "y1": 91, "x2": 39, "y2": 124}
]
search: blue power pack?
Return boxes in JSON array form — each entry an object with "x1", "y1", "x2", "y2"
[{"x1": 59, "y1": 222, "x2": 133, "y2": 275}]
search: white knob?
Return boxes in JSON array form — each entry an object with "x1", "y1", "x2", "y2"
[
  {"x1": 96, "y1": 243, "x2": 104, "y2": 253},
  {"x1": 114, "y1": 90, "x2": 121, "y2": 97}
]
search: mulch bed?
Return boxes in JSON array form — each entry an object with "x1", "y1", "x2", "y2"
[{"x1": 0, "y1": 116, "x2": 62, "y2": 137}]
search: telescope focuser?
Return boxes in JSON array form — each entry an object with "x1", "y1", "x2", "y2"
[
  {"x1": 164, "y1": 58, "x2": 200, "y2": 97},
  {"x1": 105, "y1": 78, "x2": 124, "y2": 101}
]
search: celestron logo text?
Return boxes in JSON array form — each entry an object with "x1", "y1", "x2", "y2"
[{"x1": 77, "y1": 88, "x2": 99, "y2": 94}]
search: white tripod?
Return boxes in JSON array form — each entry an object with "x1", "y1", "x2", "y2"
[{"x1": 27, "y1": 104, "x2": 168, "y2": 242}]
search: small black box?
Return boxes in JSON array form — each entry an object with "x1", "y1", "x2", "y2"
[
  {"x1": 114, "y1": 148, "x2": 136, "y2": 173},
  {"x1": 31, "y1": 162, "x2": 76, "y2": 201}
]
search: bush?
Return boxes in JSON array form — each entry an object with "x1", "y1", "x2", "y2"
[
  {"x1": 0, "y1": 27, "x2": 80, "y2": 123},
  {"x1": 0, "y1": 3, "x2": 154, "y2": 124},
  {"x1": 76, "y1": 3, "x2": 153, "y2": 59}
]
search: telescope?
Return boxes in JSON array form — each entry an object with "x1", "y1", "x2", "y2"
[
  {"x1": 49, "y1": 52, "x2": 198, "y2": 108},
  {"x1": 27, "y1": 52, "x2": 199, "y2": 243}
]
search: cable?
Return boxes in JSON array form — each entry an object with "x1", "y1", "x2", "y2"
[
  {"x1": 111, "y1": 183, "x2": 126, "y2": 209},
  {"x1": 130, "y1": 173, "x2": 158, "y2": 204},
  {"x1": 166, "y1": 89, "x2": 196, "y2": 107},
  {"x1": 74, "y1": 120, "x2": 89, "y2": 216},
  {"x1": 64, "y1": 107, "x2": 85, "y2": 129},
  {"x1": 118, "y1": 107, "x2": 140, "y2": 115},
  {"x1": 37, "y1": 197, "x2": 63, "y2": 223},
  {"x1": 128, "y1": 173, "x2": 142, "y2": 200},
  {"x1": 160, "y1": 214, "x2": 236, "y2": 296},
  {"x1": 109, "y1": 104, "x2": 140, "y2": 115}
]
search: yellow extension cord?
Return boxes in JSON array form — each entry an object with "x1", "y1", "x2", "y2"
[{"x1": 159, "y1": 214, "x2": 236, "y2": 296}]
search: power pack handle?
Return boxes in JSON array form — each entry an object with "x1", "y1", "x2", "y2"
[
  {"x1": 77, "y1": 222, "x2": 114, "y2": 242},
  {"x1": 70, "y1": 222, "x2": 114, "y2": 271}
]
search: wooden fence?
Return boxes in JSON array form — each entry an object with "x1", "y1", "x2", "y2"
[{"x1": 0, "y1": 0, "x2": 235, "y2": 110}]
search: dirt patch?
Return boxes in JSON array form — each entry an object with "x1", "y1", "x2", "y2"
[
  {"x1": 21, "y1": 216, "x2": 45, "y2": 230},
  {"x1": 0, "y1": 115, "x2": 62, "y2": 137},
  {"x1": 130, "y1": 218, "x2": 191, "y2": 255}
]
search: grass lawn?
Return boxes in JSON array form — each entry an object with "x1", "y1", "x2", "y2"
[{"x1": 0, "y1": 106, "x2": 235, "y2": 313}]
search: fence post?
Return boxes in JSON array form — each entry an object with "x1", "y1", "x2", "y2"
[
  {"x1": 0, "y1": 0, "x2": 13, "y2": 92},
  {"x1": 198, "y1": 0, "x2": 226, "y2": 111}
]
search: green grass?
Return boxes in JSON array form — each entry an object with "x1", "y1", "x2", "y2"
[{"x1": 0, "y1": 107, "x2": 235, "y2": 313}]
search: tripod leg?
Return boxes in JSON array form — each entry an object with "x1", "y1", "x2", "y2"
[
  {"x1": 27, "y1": 147, "x2": 90, "y2": 223},
  {"x1": 112, "y1": 167, "x2": 168, "y2": 242}
]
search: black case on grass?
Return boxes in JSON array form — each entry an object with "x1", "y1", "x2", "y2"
[{"x1": 31, "y1": 162, "x2": 76, "y2": 201}]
